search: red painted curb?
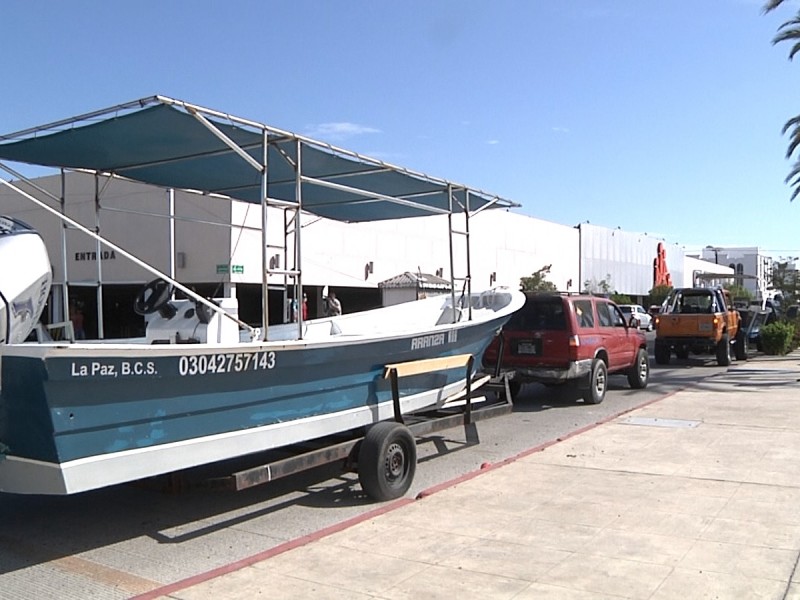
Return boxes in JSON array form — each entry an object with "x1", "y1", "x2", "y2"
[
  {"x1": 132, "y1": 387, "x2": 682, "y2": 599},
  {"x1": 131, "y1": 496, "x2": 414, "y2": 600}
]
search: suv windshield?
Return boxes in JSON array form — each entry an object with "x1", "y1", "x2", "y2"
[{"x1": 507, "y1": 296, "x2": 567, "y2": 331}]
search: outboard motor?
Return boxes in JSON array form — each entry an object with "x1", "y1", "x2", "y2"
[{"x1": 0, "y1": 216, "x2": 52, "y2": 344}]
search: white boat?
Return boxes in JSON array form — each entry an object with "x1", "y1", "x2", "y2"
[{"x1": 0, "y1": 96, "x2": 524, "y2": 497}]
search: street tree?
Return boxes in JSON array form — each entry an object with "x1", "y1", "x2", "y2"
[
  {"x1": 771, "y1": 259, "x2": 800, "y2": 302},
  {"x1": 520, "y1": 265, "x2": 558, "y2": 292}
]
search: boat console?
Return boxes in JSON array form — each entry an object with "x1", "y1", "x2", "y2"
[{"x1": 144, "y1": 296, "x2": 240, "y2": 344}]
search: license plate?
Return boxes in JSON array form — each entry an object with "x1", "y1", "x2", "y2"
[
  {"x1": 517, "y1": 340, "x2": 541, "y2": 355},
  {"x1": 698, "y1": 322, "x2": 712, "y2": 331}
]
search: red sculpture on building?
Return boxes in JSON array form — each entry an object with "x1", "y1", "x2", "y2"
[{"x1": 653, "y1": 242, "x2": 672, "y2": 287}]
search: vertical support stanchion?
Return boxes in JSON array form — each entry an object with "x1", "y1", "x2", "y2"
[{"x1": 390, "y1": 368, "x2": 404, "y2": 424}]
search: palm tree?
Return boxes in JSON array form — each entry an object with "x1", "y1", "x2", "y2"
[{"x1": 765, "y1": 0, "x2": 800, "y2": 200}]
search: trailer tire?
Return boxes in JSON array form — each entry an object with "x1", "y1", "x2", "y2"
[
  {"x1": 507, "y1": 381, "x2": 522, "y2": 400},
  {"x1": 358, "y1": 422, "x2": 417, "y2": 501}
]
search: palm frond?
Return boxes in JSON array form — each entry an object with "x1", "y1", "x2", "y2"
[
  {"x1": 786, "y1": 128, "x2": 800, "y2": 158},
  {"x1": 780, "y1": 114, "x2": 800, "y2": 135},
  {"x1": 763, "y1": 0, "x2": 788, "y2": 13},
  {"x1": 773, "y1": 25, "x2": 800, "y2": 48},
  {"x1": 785, "y1": 159, "x2": 800, "y2": 187}
]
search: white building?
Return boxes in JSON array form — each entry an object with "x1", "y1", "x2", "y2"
[
  {"x1": 1, "y1": 171, "x2": 732, "y2": 338},
  {"x1": 699, "y1": 247, "x2": 773, "y2": 299}
]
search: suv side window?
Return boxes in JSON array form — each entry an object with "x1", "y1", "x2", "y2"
[
  {"x1": 611, "y1": 304, "x2": 627, "y2": 327},
  {"x1": 574, "y1": 300, "x2": 595, "y2": 328},
  {"x1": 597, "y1": 302, "x2": 614, "y2": 327}
]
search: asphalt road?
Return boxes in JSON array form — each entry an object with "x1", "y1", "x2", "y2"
[{"x1": 0, "y1": 334, "x2": 739, "y2": 599}]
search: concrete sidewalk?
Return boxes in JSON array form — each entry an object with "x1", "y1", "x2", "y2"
[{"x1": 140, "y1": 355, "x2": 800, "y2": 600}]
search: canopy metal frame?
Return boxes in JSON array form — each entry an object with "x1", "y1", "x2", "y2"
[{"x1": 0, "y1": 95, "x2": 518, "y2": 340}]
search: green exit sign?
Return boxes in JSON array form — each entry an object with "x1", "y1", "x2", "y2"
[{"x1": 216, "y1": 264, "x2": 245, "y2": 275}]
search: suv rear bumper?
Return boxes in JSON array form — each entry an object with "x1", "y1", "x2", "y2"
[
  {"x1": 657, "y1": 336, "x2": 720, "y2": 348},
  {"x1": 505, "y1": 358, "x2": 593, "y2": 384}
]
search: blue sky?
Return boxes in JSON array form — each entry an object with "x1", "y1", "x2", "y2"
[{"x1": 2, "y1": 0, "x2": 799, "y2": 258}]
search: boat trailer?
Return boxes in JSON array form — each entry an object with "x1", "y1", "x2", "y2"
[{"x1": 192, "y1": 354, "x2": 513, "y2": 501}]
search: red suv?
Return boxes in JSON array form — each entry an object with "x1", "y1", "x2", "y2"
[{"x1": 483, "y1": 293, "x2": 650, "y2": 404}]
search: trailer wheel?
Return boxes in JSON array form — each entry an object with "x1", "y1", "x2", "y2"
[
  {"x1": 716, "y1": 333, "x2": 731, "y2": 366},
  {"x1": 506, "y1": 381, "x2": 522, "y2": 400},
  {"x1": 358, "y1": 422, "x2": 417, "y2": 501}
]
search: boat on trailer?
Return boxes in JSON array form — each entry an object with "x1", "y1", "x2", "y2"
[{"x1": 0, "y1": 96, "x2": 524, "y2": 497}]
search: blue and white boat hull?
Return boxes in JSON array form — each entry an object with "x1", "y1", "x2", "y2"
[{"x1": 0, "y1": 290, "x2": 524, "y2": 494}]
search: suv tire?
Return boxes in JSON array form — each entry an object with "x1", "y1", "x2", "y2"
[
  {"x1": 654, "y1": 341, "x2": 670, "y2": 365},
  {"x1": 626, "y1": 348, "x2": 650, "y2": 389},
  {"x1": 734, "y1": 329, "x2": 748, "y2": 361},
  {"x1": 582, "y1": 359, "x2": 607, "y2": 404},
  {"x1": 716, "y1": 333, "x2": 731, "y2": 366}
]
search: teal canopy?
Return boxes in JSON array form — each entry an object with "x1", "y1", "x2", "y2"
[{"x1": 0, "y1": 96, "x2": 515, "y2": 222}]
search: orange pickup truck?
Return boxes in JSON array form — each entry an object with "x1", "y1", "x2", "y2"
[{"x1": 654, "y1": 287, "x2": 746, "y2": 366}]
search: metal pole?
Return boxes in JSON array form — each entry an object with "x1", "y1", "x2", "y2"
[
  {"x1": 464, "y1": 190, "x2": 473, "y2": 321},
  {"x1": 94, "y1": 174, "x2": 105, "y2": 339},
  {"x1": 295, "y1": 139, "x2": 304, "y2": 338},
  {"x1": 260, "y1": 129, "x2": 269, "y2": 339},
  {"x1": 447, "y1": 186, "x2": 457, "y2": 320},
  {"x1": 60, "y1": 170, "x2": 69, "y2": 326},
  {"x1": 168, "y1": 188, "x2": 176, "y2": 283}
]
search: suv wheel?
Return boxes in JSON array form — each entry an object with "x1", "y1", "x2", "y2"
[
  {"x1": 734, "y1": 329, "x2": 748, "y2": 361},
  {"x1": 654, "y1": 341, "x2": 670, "y2": 365},
  {"x1": 626, "y1": 348, "x2": 650, "y2": 389},
  {"x1": 582, "y1": 359, "x2": 607, "y2": 404},
  {"x1": 716, "y1": 334, "x2": 732, "y2": 366}
]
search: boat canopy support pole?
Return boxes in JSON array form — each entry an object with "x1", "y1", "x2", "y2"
[
  {"x1": 59, "y1": 170, "x2": 69, "y2": 326},
  {"x1": 94, "y1": 174, "x2": 105, "y2": 339},
  {"x1": 294, "y1": 138, "x2": 304, "y2": 337},
  {"x1": 260, "y1": 129, "x2": 269, "y2": 339}
]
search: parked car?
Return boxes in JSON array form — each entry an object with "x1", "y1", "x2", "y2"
[
  {"x1": 482, "y1": 292, "x2": 649, "y2": 404},
  {"x1": 618, "y1": 304, "x2": 653, "y2": 331},
  {"x1": 740, "y1": 307, "x2": 774, "y2": 353}
]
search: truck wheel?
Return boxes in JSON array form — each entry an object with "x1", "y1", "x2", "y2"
[
  {"x1": 716, "y1": 334, "x2": 732, "y2": 367},
  {"x1": 581, "y1": 359, "x2": 607, "y2": 404},
  {"x1": 654, "y1": 341, "x2": 671, "y2": 365},
  {"x1": 358, "y1": 422, "x2": 417, "y2": 501},
  {"x1": 734, "y1": 329, "x2": 748, "y2": 361},
  {"x1": 627, "y1": 348, "x2": 650, "y2": 389}
]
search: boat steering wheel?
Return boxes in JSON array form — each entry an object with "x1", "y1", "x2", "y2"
[{"x1": 133, "y1": 278, "x2": 174, "y2": 315}]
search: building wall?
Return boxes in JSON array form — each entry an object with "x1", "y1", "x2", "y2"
[
  {"x1": 2, "y1": 172, "x2": 737, "y2": 313},
  {"x1": 683, "y1": 256, "x2": 735, "y2": 287},
  {"x1": 700, "y1": 247, "x2": 773, "y2": 299},
  {"x1": 578, "y1": 223, "x2": 684, "y2": 297}
]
